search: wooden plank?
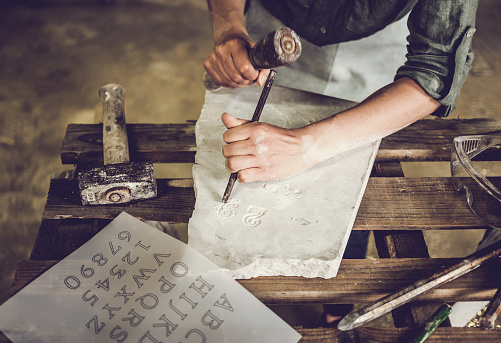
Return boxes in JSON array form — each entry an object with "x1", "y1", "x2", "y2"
[
  {"x1": 295, "y1": 327, "x2": 501, "y2": 342},
  {"x1": 374, "y1": 231, "x2": 430, "y2": 259},
  {"x1": 12, "y1": 258, "x2": 501, "y2": 304},
  {"x1": 60, "y1": 118, "x2": 501, "y2": 165},
  {"x1": 372, "y1": 161, "x2": 448, "y2": 328},
  {"x1": 1, "y1": 327, "x2": 500, "y2": 343},
  {"x1": 358, "y1": 177, "x2": 488, "y2": 230},
  {"x1": 377, "y1": 118, "x2": 501, "y2": 162},
  {"x1": 60, "y1": 123, "x2": 196, "y2": 165},
  {"x1": 374, "y1": 230, "x2": 443, "y2": 327},
  {"x1": 42, "y1": 177, "x2": 485, "y2": 230},
  {"x1": 42, "y1": 178, "x2": 195, "y2": 223},
  {"x1": 30, "y1": 219, "x2": 109, "y2": 260}
]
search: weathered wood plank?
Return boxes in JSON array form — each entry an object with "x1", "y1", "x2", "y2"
[
  {"x1": 60, "y1": 118, "x2": 501, "y2": 165},
  {"x1": 377, "y1": 118, "x2": 501, "y2": 162},
  {"x1": 2, "y1": 327, "x2": 500, "y2": 343},
  {"x1": 371, "y1": 161, "x2": 446, "y2": 328},
  {"x1": 295, "y1": 327, "x2": 501, "y2": 342},
  {"x1": 42, "y1": 177, "x2": 485, "y2": 230},
  {"x1": 43, "y1": 178, "x2": 195, "y2": 223},
  {"x1": 61, "y1": 123, "x2": 197, "y2": 165},
  {"x1": 29, "y1": 219, "x2": 110, "y2": 260},
  {"x1": 13, "y1": 258, "x2": 501, "y2": 304},
  {"x1": 358, "y1": 177, "x2": 488, "y2": 230}
]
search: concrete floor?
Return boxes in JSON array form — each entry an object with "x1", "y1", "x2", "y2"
[{"x1": 0, "y1": 0, "x2": 499, "y2": 329}]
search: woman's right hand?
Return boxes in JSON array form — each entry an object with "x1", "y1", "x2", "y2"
[{"x1": 203, "y1": 33, "x2": 269, "y2": 89}]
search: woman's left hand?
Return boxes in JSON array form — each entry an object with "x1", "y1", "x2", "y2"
[{"x1": 221, "y1": 112, "x2": 318, "y2": 182}]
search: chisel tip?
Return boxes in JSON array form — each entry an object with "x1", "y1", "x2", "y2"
[
  {"x1": 222, "y1": 173, "x2": 238, "y2": 203},
  {"x1": 337, "y1": 312, "x2": 362, "y2": 331}
]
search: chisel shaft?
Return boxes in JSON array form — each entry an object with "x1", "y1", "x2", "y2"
[
  {"x1": 222, "y1": 70, "x2": 277, "y2": 203},
  {"x1": 338, "y1": 239, "x2": 501, "y2": 331}
]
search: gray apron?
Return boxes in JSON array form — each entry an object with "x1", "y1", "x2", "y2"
[{"x1": 245, "y1": 0, "x2": 409, "y2": 102}]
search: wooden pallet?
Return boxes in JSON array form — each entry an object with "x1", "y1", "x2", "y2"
[{"x1": 6, "y1": 117, "x2": 501, "y2": 342}]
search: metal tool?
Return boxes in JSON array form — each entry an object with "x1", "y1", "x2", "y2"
[
  {"x1": 479, "y1": 287, "x2": 501, "y2": 329},
  {"x1": 337, "y1": 239, "x2": 501, "y2": 331},
  {"x1": 77, "y1": 84, "x2": 157, "y2": 205},
  {"x1": 203, "y1": 27, "x2": 302, "y2": 91},
  {"x1": 222, "y1": 70, "x2": 276, "y2": 203}
]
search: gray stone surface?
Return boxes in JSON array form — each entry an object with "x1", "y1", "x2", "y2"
[{"x1": 189, "y1": 86, "x2": 379, "y2": 279}]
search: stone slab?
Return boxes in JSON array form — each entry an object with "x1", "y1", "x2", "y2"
[{"x1": 188, "y1": 86, "x2": 379, "y2": 279}]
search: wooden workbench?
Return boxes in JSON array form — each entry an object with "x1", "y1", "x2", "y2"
[{"x1": 6, "y1": 116, "x2": 501, "y2": 342}]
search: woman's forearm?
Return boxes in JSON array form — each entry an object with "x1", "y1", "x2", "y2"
[
  {"x1": 303, "y1": 77, "x2": 441, "y2": 164},
  {"x1": 205, "y1": 0, "x2": 268, "y2": 88},
  {"x1": 207, "y1": 0, "x2": 247, "y2": 43},
  {"x1": 222, "y1": 77, "x2": 441, "y2": 182}
]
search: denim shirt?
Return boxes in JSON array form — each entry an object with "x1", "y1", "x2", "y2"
[{"x1": 261, "y1": 0, "x2": 478, "y2": 117}]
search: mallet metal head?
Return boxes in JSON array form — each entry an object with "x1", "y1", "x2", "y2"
[
  {"x1": 78, "y1": 162, "x2": 157, "y2": 205},
  {"x1": 77, "y1": 84, "x2": 157, "y2": 205}
]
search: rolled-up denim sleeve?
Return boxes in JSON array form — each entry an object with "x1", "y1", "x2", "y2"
[{"x1": 395, "y1": 0, "x2": 478, "y2": 118}]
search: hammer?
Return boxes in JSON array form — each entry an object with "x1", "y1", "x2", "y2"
[
  {"x1": 203, "y1": 27, "x2": 302, "y2": 91},
  {"x1": 77, "y1": 84, "x2": 157, "y2": 205}
]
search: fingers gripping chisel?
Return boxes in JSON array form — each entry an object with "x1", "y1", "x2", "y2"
[
  {"x1": 205, "y1": 28, "x2": 302, "y2": 202},
  {"x1": 203, "y1": 27, "x2": 302, "y2": 91}
]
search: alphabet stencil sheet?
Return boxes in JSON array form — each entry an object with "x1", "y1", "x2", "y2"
[
  {"x1": 0, "y1": 212, "x2": 300, "y2": 343},
  {"x1": 188, "y1": 86, "x2": 380, "y2": 279}
]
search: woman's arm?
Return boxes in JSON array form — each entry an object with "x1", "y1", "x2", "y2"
[
  {"x1": 222, "y1": 77, "x2": 440, "y2": 182},
  {"x1": 204, "y1": 0, "x2": 269, "y2": 88}
]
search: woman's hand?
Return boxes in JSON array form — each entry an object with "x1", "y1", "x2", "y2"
[
  {"x1": 221, "y1": 112, "x2": 318, "y2": 182},
  {"x1": 204, "y1": 34, "x2": 269, "y2": 89},
  {"x1": 220, "y1": 77, "x2": 441, "y2": 183},
  {"x1": 205, "y1": 0, "x2": 269, "y2": 88}
]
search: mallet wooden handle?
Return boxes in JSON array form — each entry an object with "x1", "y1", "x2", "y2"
[
  {"x1": 99, "y1": 84, "x2": 129, "y2": 165},
  {"x1": 203, "y1": 27, "x2": 302, "y2": 91}
]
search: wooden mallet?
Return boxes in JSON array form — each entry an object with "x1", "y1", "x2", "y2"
[{"x1": 77, "y1": 84, "x2": 157, "y2": 205}]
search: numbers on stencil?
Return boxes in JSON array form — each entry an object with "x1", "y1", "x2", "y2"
[
  {"x1": 118, "y1": 230, "x2": 131, "y2": 242},
  {"x1": 242, "y1": 206, "x2": 268, "y2": 227},
  {"x1": 81, "y1": 265, "x2": 95, "y2": 278},
  {"x1": 92, "y1": 253, "x2": 109, "y2": 267},
  {"x1": 95, "y1": 278, "x2": 110, "y2": 291},
  {"x1": 64, "y1": 275, "x2": 80, "y2": 290},
  {"x1": 82, "y1": 290, "x2": 99, "y2": 306},
  {"x1": 110, "y1": 264, "x2": 127, "y2": 279},
  {"x1": 109, "y1": 241, "x2": 122, "y2": 255},
  {"x1": 122, "y1": 251, "x2": 139, "y2": 265}
]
